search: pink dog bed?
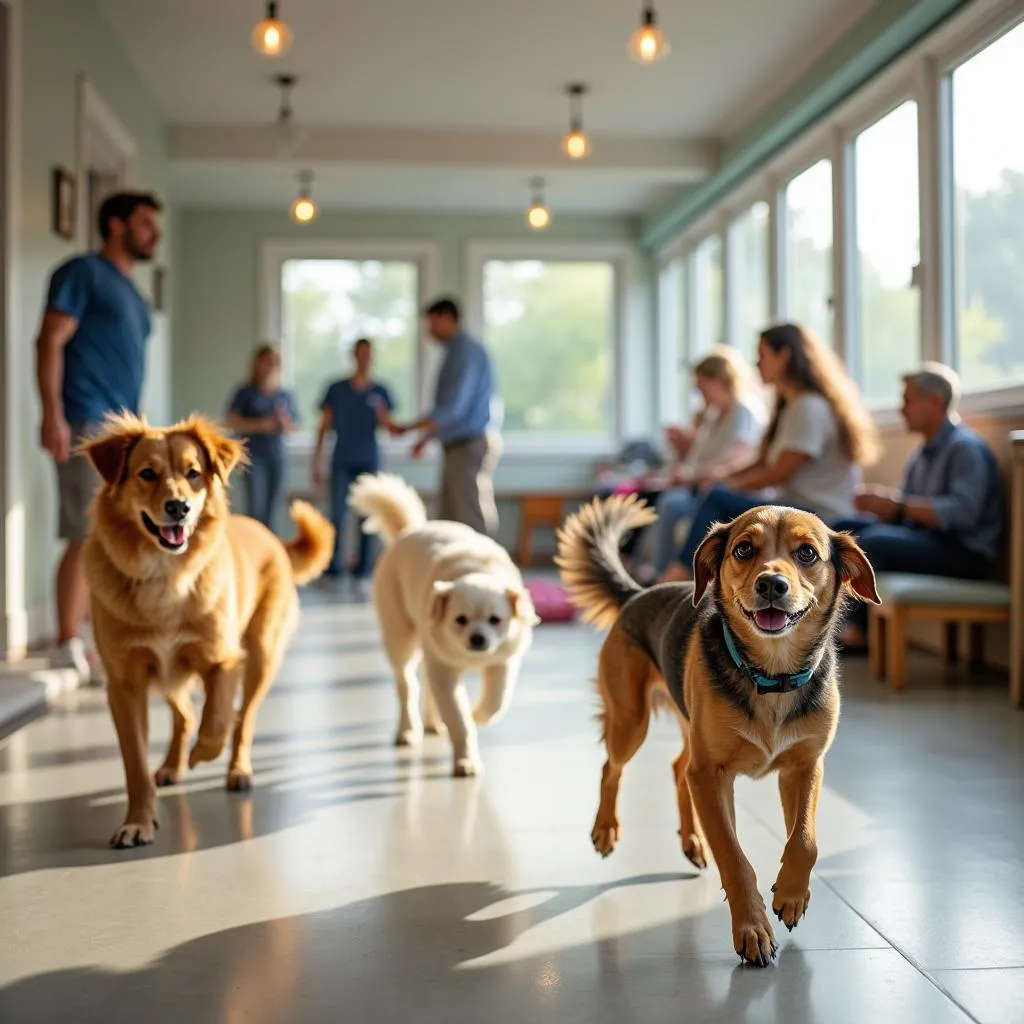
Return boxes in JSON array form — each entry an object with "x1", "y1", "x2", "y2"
[{"x1": 525, "y1": 578, "x2": 577, "y2": 623}]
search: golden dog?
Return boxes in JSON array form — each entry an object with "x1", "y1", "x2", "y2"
[
  {"x1": 557, "y1": 497, "x2": 879, "y2": 966},
  {"x1": 79, "y1": 412, "x2": 334, "y2": 848}
]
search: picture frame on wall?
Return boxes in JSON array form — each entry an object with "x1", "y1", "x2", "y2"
[{"x1": 51, "y1": 167, "x2": 76, "y2": 240}]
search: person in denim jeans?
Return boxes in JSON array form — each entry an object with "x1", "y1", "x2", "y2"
[
  {"x1": 226, "y1": 344, "x2": 298, "y2": 532},
  {"x1": 313, "y1": 339, "x2": 396, "y2": 594}
]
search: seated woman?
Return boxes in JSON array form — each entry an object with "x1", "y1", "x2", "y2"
[
  {"x1": 641, "y1": 347, "x2": 765, "y2": 578},
  {"x1": 661, "y1": 323, "x2": 879, "y2": 581}
]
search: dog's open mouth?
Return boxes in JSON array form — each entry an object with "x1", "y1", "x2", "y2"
[
  {"x1": 743, "y1": 605, "x2": 808, "y2": 634},
  {"x1": 141, "y1": 512, "x2": 188, "y2": 551}
]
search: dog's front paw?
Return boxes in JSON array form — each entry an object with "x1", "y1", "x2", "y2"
[
  {"x1": 453, "y1": 755, "x2": 483, "y2": 778},
  {"x1": 227, "y1": 768, "x2": 253, "y2": 792},
  {"x1": 394, "y1": 727, "x2": 423, "y2": 748},
  {"x1": 591, "y1": 818, "x2": 620, "y2": 858},
  {"x1": 732, "y1": 906, "x2": 778, "y2": 967},
  {"x1": 680, "y1": 830, "x2": 708, "y2": 870},
  {"x1": 189, "y1": 733, "x2": 228, "y2": 768},
  {"x1": 154, "y1": 765, "x2": 183, "y2": 787},
  {"x1": 771, "y1": 877, "x2": 811, "y2": 932},
  {"x1": 111, "y1": 816, "x2": 158, "y2": 849},
  {"x1": 423, "y1": 721, "x2": 447, "y2": 738}
]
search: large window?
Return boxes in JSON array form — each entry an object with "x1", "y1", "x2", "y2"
[
  {"x1": 728, "y1": 201, "x2": 770, "y2": 358},
  {"x1": 784, "y1": 159, "x2": 833, "y2": 346},
  {"x1": 690, "y1": 234, "x2": 723, "y2": 356},
  {"x1": 852, "y1": 100, "x2": 920, "y2": 405},
  {"x1": 480, "y1": 259, "x2": 615, "y2": 436},
  {"x1": 281, "y1": 258, "x2": 419, "y2": 423},
  {"x1": 950, "y1": 20, "x2": 1024, "y2": 391},
  {"x1": 657, "y1": 257, "x2": 687, "y2": 418}
]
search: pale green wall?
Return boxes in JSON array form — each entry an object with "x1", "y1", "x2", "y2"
[
  {"x1": 17, "y1": 0, "x2": 171, "y2": 628},
  {"x1": 172, "y1": 208, "x2": 658, "y2": 553}
]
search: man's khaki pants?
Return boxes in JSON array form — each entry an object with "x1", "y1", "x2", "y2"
[{"x1": 440, "y1": 431, "x2": 502, "y2": 535}]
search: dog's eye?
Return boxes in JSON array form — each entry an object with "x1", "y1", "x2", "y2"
[
  {"x1": 488, "y1": 616, "x2": 502, "y2": 626},
  {"x1": 732, "y1": 540, "x2": 754, "y2": 561},
  {"x1": 138, "y1": 468, "x2": 158, "y2": 482},
  {"x1": 796, "y1": 544, "x2": 819, "y2": 565},
  {"x1": 186, "y1": 468, "x2": 201, "y2": 483},
  {"x1": 454, "y1": 615, "x2": 469, "y2": 627}
]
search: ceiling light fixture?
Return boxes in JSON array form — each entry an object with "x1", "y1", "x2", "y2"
[
  {"x1": 629, "y1": 2, "x2": 670, "y2": 64},
  {"x1": 526, "y1": 177, "x2": 551, "y2": 231},
  {"x1": 273, "y1": 73, "x2": 304, "y2": 157},
  {"x1": 562, "y1": 84, "x2": 590, "y2": 161},
  {"x1": 290, "y1": 170, "x2": 317, "y2": 224},
  {"x1": 252, "y1": 1, "x2": 293, "y2": 57}
]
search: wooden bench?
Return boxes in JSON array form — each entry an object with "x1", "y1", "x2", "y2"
[{"x1": 867, "y1": 430, "x2": 1024, "y2": 705}]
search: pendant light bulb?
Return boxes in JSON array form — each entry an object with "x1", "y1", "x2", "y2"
[
  {"x1": 253, "y1": 1, "x2": 293, "y2": 57},
  {"x1": 526, "y1": 178, "x2": 551, "y2": 231},
  {"x1": 629, "y1": 3, "x2": 670, "y2": 64},
  {"x1": 562, "y1": 84, "x2": 591, "y2": 161},
  {"x1": 273, "y1": 74, "x2": 304, "y2": 158},
  {"x1": 290, "y1": 170, "x2": 316, "y2": 224}
]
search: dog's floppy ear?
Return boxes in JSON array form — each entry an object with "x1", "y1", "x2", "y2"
[
  {"x1": 692, "y1": 521, "x2": 730, "y2": 605},
  {"x1": 431, "y1": 580, "x2": 455, "y2": 622},
  {"x1": 182, "y1": 415, "x2": 248, "y2": 483},
  {"x1": 831, "y1": 531, "x2": 881, "y2": 605},
  {"x1": 507, "y1": 586, "x2": 541, "y2": 627},
  {"x1": 76, "y1": 413, "x2": 148, "y2": 485}
]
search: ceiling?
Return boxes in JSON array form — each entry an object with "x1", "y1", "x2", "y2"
[{"x1": 97, "y1": 0, "x2": 877, "y2": 215}]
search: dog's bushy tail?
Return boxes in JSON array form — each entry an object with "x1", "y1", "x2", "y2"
[
  {"x1": 347, "y1": 472, "x2": 427, "y2": 547},
  {"x1": 285, "y1": 500, "x2": 336, "y2": 586},
  {"x1": 555, "y1": 495, "x2": 657, "y2": 630}
]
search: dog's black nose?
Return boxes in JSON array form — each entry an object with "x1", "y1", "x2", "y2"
[
  {"x1": 469, "y1": 633, "x2": 487, "y2": 650},
  {"x1": 164, "y1": 499, "x2": 190, "y2": 522},
  {"x1": 756, "y1": 574, "x2": 789, "y2": 601}
]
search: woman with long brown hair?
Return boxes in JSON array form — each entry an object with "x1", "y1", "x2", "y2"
[
  {"x1": 226, "y1": 343, "x2": 298, "y2": 532},
  {"x1": 662, "y1": 323, "x2": 878, "y2": 580}
]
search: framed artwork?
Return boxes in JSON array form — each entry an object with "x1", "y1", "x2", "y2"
[
  {"x1": 52, "y1": 167, "x2": 76, "y2": 240},
  {"x1": 152, "y1": 266, "x2": 167, "y2": 312}
]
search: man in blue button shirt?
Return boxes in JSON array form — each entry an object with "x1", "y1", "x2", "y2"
[
  {"x1": 34, "y1": 191, "x2": 162, "y2": 682},
  {"x1": 833, "y1": 363, "x2": 1004, "y2": 650},
  {"x1": 397, "y1": 297, "x2": 502, "y2": 535}
]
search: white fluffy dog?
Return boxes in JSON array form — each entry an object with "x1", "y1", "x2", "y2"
[{"x1": 349, "y1": 473, "x2": 538, "y2": 777}]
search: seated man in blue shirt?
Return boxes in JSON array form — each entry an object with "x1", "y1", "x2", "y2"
[
  {"x1": 396, "y1": 297, "x2": 501, "y2": 535},
  {"x1": 34, "y1": 191, "x2": 162, "y2": 683},
  {"x1": 833, "y1": 363, "x2": 1003, "y2": 650}
]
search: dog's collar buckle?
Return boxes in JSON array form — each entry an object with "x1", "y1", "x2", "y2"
[{"x1": 721, "y1": 620, "x2": 814, "y2": 695}]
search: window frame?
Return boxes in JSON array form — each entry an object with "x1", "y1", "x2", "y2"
[
  {"x1": 464, "y1": 239, "x2": 632, "y2": 455},
  {"x1": 259, "y1": 239, "x2": 440, "y2": 449},
  {"x1": 652, "y1": 0, "x2": 1024, "y2": 418}
]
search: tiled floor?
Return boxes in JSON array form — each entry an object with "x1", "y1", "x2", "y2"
[{"x1": 0, "y1": 589, "x2": 1022, "y2": 1023}]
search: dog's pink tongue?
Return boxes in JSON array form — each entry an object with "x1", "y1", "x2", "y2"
[
  {"x1": 160, "y1": 525, "x2": 185, "y2": 546},
  {"x1": 755, "y1": 608, "x2": 789, "y2": 632}
]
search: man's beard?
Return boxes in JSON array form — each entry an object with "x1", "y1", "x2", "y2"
[{"x1": 126, "y1": 233, "x2": 155, "y2": 262}]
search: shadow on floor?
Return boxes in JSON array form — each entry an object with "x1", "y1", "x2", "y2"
[
  {"x1": 0, "y1": 744, "x2": 453, "y2": 878},
  {"x1": 0, "y1": 876, "x2": 826, "y2": 1024}
]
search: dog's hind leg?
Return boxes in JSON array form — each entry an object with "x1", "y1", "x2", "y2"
[
  {"x1": 155, "y1": 686, "x2": 197, "y2": 787},
  {"x1": 591, "y1": 629, "x2": 654, "y2": 858},
  {"x1": 226, "y1": 594, "x2": 294, "y2": 791},
  {"x1": 424, "y1": 654, "x2": 480, "y2": 777},
  {"x1": 383, "y1": 624, "x2": 423, "y2": 747},
  {"x1": 473, "y1": 655, "x2": 521, "y2": 726},
  {"x1": 672, "y1": 724, "x2": 708, "y2": 869}
]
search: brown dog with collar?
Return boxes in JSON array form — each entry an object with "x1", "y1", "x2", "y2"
[{"x1": 557, "y1": 496, "x2": 879, "y2": 966}]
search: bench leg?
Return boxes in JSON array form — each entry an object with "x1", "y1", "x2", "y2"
[
  {"x1": 868, "y1": 609, "x2": 886, "y2": 681},
  {"x1": 969, "y1": 623, "x2": 985, "y2": 670},
  {"x1": 943, "y1": 622, "x2": 959, "y2": 667},
  {"x1": 887, "y1": 607, "x2": 908, "y2": 692}
]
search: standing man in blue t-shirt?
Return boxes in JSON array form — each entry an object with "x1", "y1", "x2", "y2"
[
  {"x1": 312, "y1": 338, "x2": 396, "y2": 592},
  {"x1": 395, "y1": 297, "x2": 501, "y2": 535},
  {"x1": 35, "y1": 191, "x2": 162, "y2": 682}
]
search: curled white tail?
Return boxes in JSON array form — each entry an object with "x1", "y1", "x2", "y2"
[{"x1": 348, "y1": 472, "x2": 427, "y2": 546}]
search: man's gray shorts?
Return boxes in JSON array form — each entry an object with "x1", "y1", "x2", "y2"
[{"x1": 57, "y1": 423, "x2": 102, "y2": 543}]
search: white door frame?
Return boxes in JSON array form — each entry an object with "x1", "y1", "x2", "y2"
[{"x1": 0, "y1": 0, "x2": 24, "y2": 660}]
